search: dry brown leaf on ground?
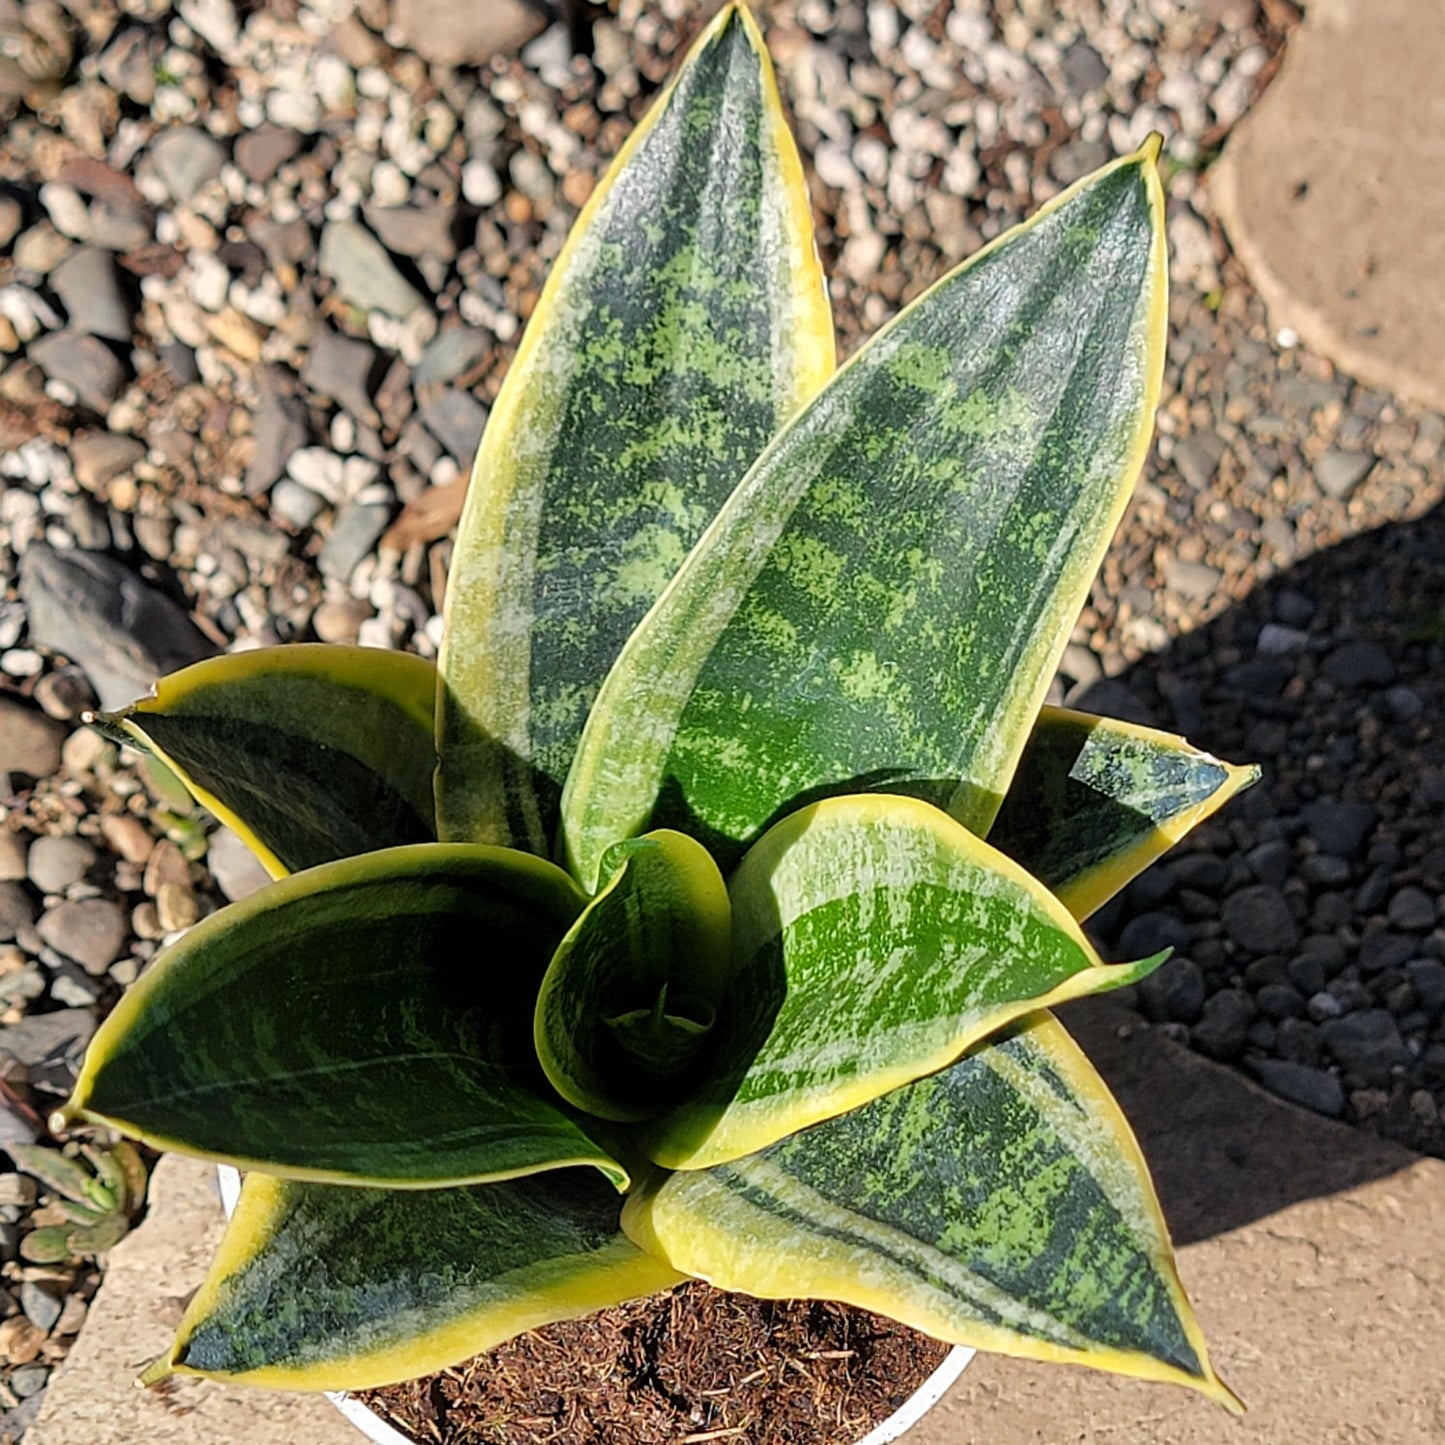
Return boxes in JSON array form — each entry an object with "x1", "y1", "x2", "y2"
[{"x1": 381, "y1": 478, "x2": 470, "y2": 554}]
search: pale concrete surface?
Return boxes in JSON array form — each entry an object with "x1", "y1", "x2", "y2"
[
  {"x1": 1212, "y1": 0, "x2": 1445, "y2": 411},
  {"x1": 911, "y1": 1002, "x2": 1445, "y2": 1445},
  {"x1": 27, "y1": 1155, "x2": 354, "y2": 1445}
]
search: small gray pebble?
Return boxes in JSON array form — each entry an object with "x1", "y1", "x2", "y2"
[
  {"x1": 36, "y1": 898, "x2": 127, "y2": 975},
  {"x1": 20, "y1": 1280, "x2": 62, "y2": 1333},
  {"x1": 1273, "y1": 589, "x2": 1315, "y2": 627},
  {"x1": 1321, "y1": 640, "x2": 1395, "y2": 688},
  {"x1": 1249, "y1": 1058, "x2": 1345, "y2": 1117},
  {"x1": 27, "y1": 331, "x2": 129, "y2": 414},
  {"x1": 8, "y1": 1363, "x2": 48, "y2": 1398},
  {"x1": 1300, "y1": 854, "x2": 1351, "y2": 887},
  {"x1": 419, "y1": 390, "x2": 489, "y2": 465},
  {"x1": 1358, "y1": 930, "x2": 1415, "y2": 974},
  {"x1": 1355, "y1": 866, "x2": 1393, "y2": 913},
  {"x1": 149, "y1": 125, "x2": 226, "y2": 204},
  {"x1": 1061, "y1": 38, "x2": 1109, "y2": 92},
  {"x1": 1320, "y1": 1009, "x2": 1409, "y2": 1083},
  {"x1": 1117, "y1": 910, "x2": 1190, "y2": 958},
  {"x1": 1245, "y1": 839, "x2": 1290, "y2": 887},
  {"x1": 1405, "y1": 960, "x2": 1445, "y2": 1021},
  {"x1": 49, "y1": 963, "x2": 102, "y2": 1008},
  {"x1": 1274, "y1": 1016, "x2": 1322, "y2": 1066},
  {"x1": 1385, "y1": 684, "x2": 1423, "y2": 722},
  {"x1": 1387, "y1": 887, "x2": 1437, "y2": 932},
  {"x1": 1168, "y1": 853, "x2": 1227, "y2": 892},
  {"x1": 1301, "y1": 801, "x2": 1378, "y2": 860},
  {"x1": 1191, "y1": 989, "x2": 1256, "y2": 1060},
  {"x1": 1137, "y1": 956, "x2": 1206, "y2": 1025},
  {"x1": 1286, "y1": 953, "x2": 1327, "y2": 997},
  {"x1": 26, "y1": 835, "x2": 96, "y2": 894},
  {"x1": 1256, "y1": 982, "x2": 1307, "y2": 1020},
  {"x1": 270, "y1": 479, "x2": 327, "y2": 530},
  {"x1": 0, "y1": 883, "x2": 36, "y2": 943},
  {"x1": 1314, "y1": 449, "x2": 1374, "y2": 500},
  {"x1": 1222, "y1": 885, "x2": 1299, "y2": 956},
  {"x1": 207, "y1": 829, "x2": 272, "y2": 903},
  {"x1": 319, "y1": 502, "x2": 391, "y2": 583}
]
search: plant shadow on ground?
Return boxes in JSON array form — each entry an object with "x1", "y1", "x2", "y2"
[{"x1": 1057, "y1": 495, "x2": 1445, "y2": 1245}]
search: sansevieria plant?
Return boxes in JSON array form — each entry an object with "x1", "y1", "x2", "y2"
[{"x1": 60, "y1": 5, "x2": 1251, "y2": 1414}]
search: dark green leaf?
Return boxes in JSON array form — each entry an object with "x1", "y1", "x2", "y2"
[
  {"x1": 151, "y1": 1168, "x2": 682, "y2": 1390},
  {"x1": 105, "y1": 645, "x2": 439, "y2": 876},
  {"x1": 60, "y1": 845, "x2": 630, "y2": 1190},
  {"x1": 989, "y1": 706, "x2": 1258, "y2": 919}
]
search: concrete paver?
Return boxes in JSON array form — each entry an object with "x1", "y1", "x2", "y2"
[{"x1": 1212, "y1": 0, "x2": 1445, "y2": 411}]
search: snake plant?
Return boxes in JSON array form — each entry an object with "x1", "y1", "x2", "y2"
[{"x1": 61, "y1": 5, "x2": 1251, "y2": 1412}]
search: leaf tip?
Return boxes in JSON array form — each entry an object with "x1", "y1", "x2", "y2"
[
  {"x1": 1138, "y1": 131, "x2": 1164, "y2": 167},
  {"x1": 84, "y1": 709, "x2": 135, "y2": 748},
  {"x1": 1119, "y1": 947, "x2": 1172, "y2": 988},
  {"x1": 137, "y1": 1354, "x2": 176, "y2": 1389},
  {"x1": 1229, "y1": 760, "x2": 1263, "y2": 795},
  {"x1": 1197, "y1": 1365, "x2": 1247, "y2": 1415}
]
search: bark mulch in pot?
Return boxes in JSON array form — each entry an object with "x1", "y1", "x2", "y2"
[{"x1": 357, "y1": 1282, "x2": 950, "y2": 1445}]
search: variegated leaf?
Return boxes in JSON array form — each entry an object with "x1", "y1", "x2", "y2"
[
  {"x1": 98, "y1": 645, "x2": 438, "y2": 877},
  {"x1": 57, "y1": 845, "x2": 630, "y2": 1190},
  {"x1": 438, "y1": 3, "x2": 834, "y2": 856},
  {"x1": 146, "y1": 1168, "x2": 681, "y2": 1391},
  {"x1": 564, "y1": 142, "x2": 1168, "y2": 893},
  {"x1": 624, "y1": 1013, "x2": 1240, "y2": 1410},
  {"x1": 639, "y1": 795, "x2": 1165, "y2": 1172},
  {"x1": 535, "y1": 830, "x2": 731, "y2": 1122},
  {"x1": 990, "y1": 706, "x2": 1259, "y2": 919}
]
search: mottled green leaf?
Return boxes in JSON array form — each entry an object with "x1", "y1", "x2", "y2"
[
  {"x1": 639, "y1": 795, "x2": 1165, "y2": 1172},
  {"x1": 146, "y1": 1167, "x2": 682, "y2": 1391},
  {"x1": 564, "y1": 143, "x2": 1168, "y2": 893},
  {"x1": 624, "y1": 1014, "x2": 1239, "y2": 1410},
  {"x1": 438, "y1": 3, "x2": 835, "y2": 856},
  {"x1": 535, "y1": 830, "x2": 731, "y2": 1122},
  {"x1": 990, "y1": 706, "x2": 1259, "y2": 919},
  {"x1": 58, "y1": 845, "x2": 630, "y2": 1191},
  {"x1": 100, "y1": 645, "x2": 438, "y2": 877}
]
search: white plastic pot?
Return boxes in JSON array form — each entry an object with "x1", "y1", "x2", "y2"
[{"x1": 217, "y1": 1166, "x2": 972, "y2": 1445}]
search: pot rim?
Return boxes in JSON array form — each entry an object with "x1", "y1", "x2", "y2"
[{"x1": 216, "y1": 1165, "x2": 973, "y2": 1445}]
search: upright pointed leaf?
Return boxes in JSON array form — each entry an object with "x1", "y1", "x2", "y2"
[
  {"x1": 99, "y1": 646, "x2": 438, "y2": 877},
  {"x1": 565, "y1": 143, "x2": 1168, "y2": 892},
  {"x1": 148, "y1": 1168, "x2": 682, "y2": 1391},
  {"x1": 58, "y1": 845, "x2": 629, "y2": 1191},
  {"x1": 990, "y1": 707, "x2": 1259, "y2": 919},
  {"x1": 624, "y1": 1014, "x2": 1239, "y2": 1410},
  {"x1": 641, "y1": 795, "x2": 1165, "y2": 1172},
  {"x1": 438, "y1": 3, "x2": 834, "y2": 855},
  {"x1": 535, "y1": 830, "x2": 731, "y2": 1122}
]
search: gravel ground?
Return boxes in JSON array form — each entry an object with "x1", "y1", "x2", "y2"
[{"x1": 2, "y1": 0, "x2": 1444, "y2": 1428}]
